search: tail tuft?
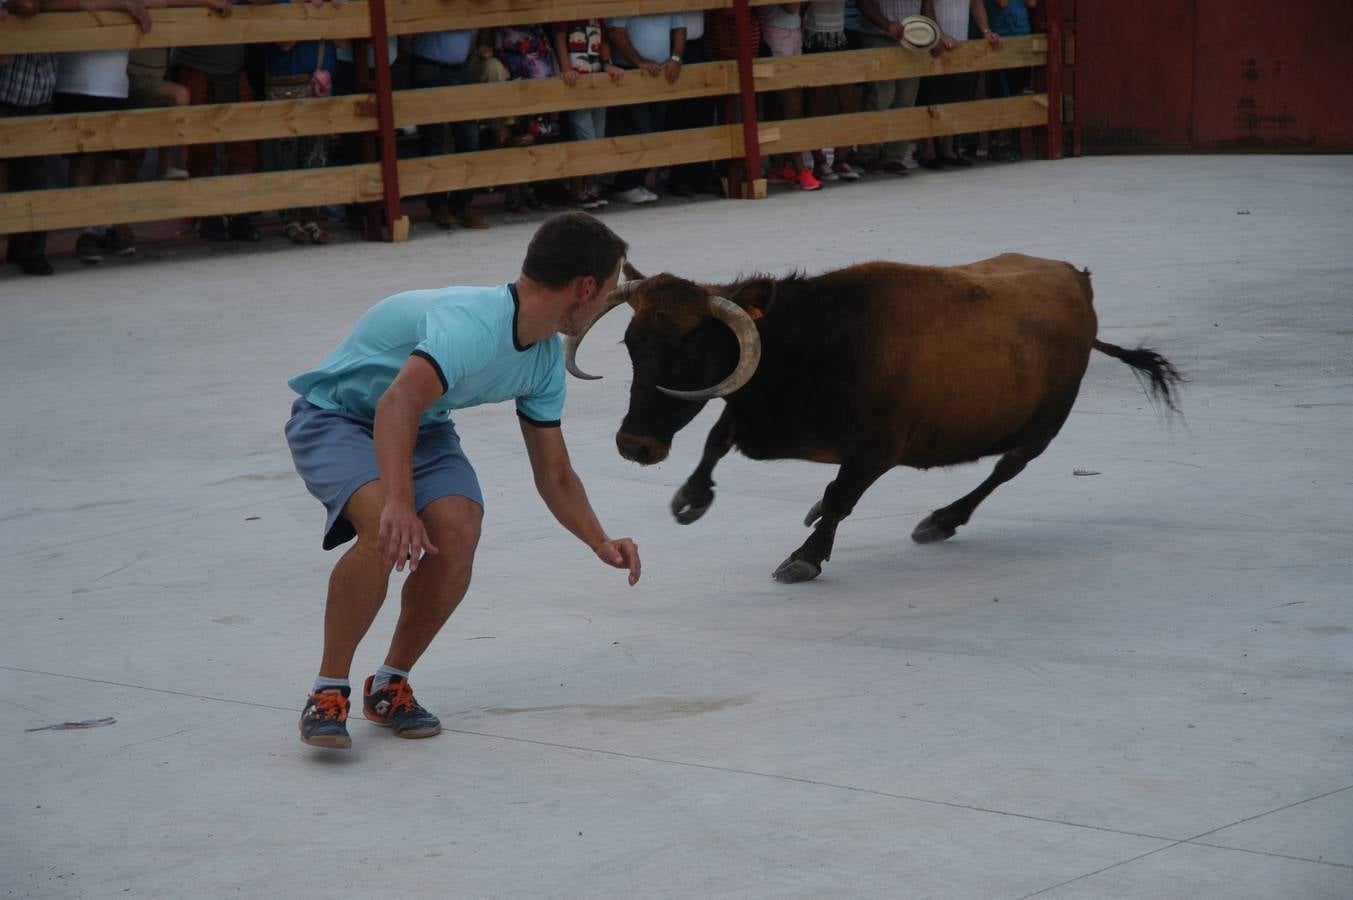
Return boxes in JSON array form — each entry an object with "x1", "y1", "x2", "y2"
[{"x1": 1093, "y1": 340, "x2": 1185, "y2": 414}]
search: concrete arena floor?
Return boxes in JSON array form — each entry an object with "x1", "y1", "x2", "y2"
[{"x1": 2, "y1": 155, "x2": 1350, "y2": 899}]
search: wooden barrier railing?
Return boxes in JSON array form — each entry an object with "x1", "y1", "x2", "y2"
[{"x1": 0, "y1": 0, "x2": 1059, "y2": 241}]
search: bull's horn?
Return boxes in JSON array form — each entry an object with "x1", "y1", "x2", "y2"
[
  {"x1": 563, "y1": 279, "x2": 639, "y2": 380},
  {"x1": 657, "y1": 296, "x2": 763, "y2": 400}
]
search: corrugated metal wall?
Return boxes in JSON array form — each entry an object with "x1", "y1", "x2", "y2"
[{"x1": 1077, "y1": 0, "x2": 1348, "y2": 152}]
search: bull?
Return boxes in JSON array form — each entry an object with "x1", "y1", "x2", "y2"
[{"x1": 564, "y1": 254, "x2": 1182, "y2": 583}]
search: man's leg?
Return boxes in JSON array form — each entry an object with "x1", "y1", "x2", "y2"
[{"x1": 317, "y1": 480, "x2": 394, "y2": 679}]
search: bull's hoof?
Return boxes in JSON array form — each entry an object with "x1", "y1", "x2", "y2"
[
  {"x1": 670, "y1": 484, "x2": 714, "y2": 525},
  {"x1": 803, "y1": 500, "x2": 823, "y2": 528},
  {"x1": 772, "y1": 558, "x2": 822, "y2": 583},
  {"x1": 911, "y1": 513, "x2": 957, "y2": 544}
]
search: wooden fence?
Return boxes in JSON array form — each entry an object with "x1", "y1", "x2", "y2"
[{"x1": 0, "y1": 0, "x2": 1065, "y2": 241}]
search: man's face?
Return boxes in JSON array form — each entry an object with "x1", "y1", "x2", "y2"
[{"x1": 560, "y1": 263, "x2": 623, "y2": 336}]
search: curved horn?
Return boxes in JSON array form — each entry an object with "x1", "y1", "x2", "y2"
[
  {"x1": 563, "y1": 280, "x2": 639, "y2": 380},
  {"x1": 657, "y1": 296, "x2": 763, "y2": 401}
]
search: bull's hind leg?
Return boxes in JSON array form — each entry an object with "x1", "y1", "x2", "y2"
[
  {"x1": 671, "y1": 409, "x2": 734, "y2": 524},
  {"x1": 911, "y1": 451, "x2": 1035, "y2": 543},
  {"x1": 911, "y1": 387, "x2": 1083, "y2": 543},
  {"x1": 774, "y1": 460, "x2": 889, "y2": 583}
]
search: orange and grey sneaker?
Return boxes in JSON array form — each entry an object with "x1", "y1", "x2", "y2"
[
  {"x1": 299, "y1": 687, "x2": 352, "y2": 749},
  {"x1": 363, "y1": 675, "x2": 442, "y2": 739}
]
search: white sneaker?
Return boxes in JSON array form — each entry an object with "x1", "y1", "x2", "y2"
[
  {"x1": 638, "y1": 186, "x2": 659, "y2": 203},
  {"x1": 615, "y1": 187, "x2": 652, "y2": 204}
]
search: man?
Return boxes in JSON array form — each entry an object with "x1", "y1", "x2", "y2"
[
  {"x1": 408, "y1": 27, "x2": 491, "y2": 230},
  {"x1": 285, "y1": 212, "x2": 641, "y2": 750},
  {"x1": 605, "y1": 12, "x2": 686, "y2": 204},
  {"x1": 855, "y1": 0, "x2": 936, "y2": 173}
]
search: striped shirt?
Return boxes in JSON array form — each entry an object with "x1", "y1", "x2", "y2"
[{"x1": 0, "y1": 53, "x2": 58, "y2": 109}]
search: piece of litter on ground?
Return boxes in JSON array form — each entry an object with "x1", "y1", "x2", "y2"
[
  {"x1": 26, "y1": 716, "x2": 116, "y2": 732},
  {"x1": 1073, "y1": 469, "x2": 1102, "y2": 476}
]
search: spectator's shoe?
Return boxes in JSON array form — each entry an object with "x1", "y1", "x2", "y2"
[
  {"x1": 990, "y1": 144, "x2": 1021, "y2": 162},
  {"x1": 861, "y1": 158, "x2": 884, "y2": 174},
  {"x1": 917, "y1": 156, "x2": 945, "y2": 170},
  {"x1": 200, "y1": 216, "x2": 230, "y2": 241},
  {"x1": 449, "y1": 203, "x2": 490, "y2": 229},
  {"x1": 638, "y1": 186, "x2": 659, "y2": 203},
  {"x1": 299, "y1": 687, "x2": 352, "y2": 749},
  {"x1": 430, "y1": 203, "x2": 456, "y2": 229},
  {"x1": 11, "y1": 256, "x2": 54, "y2": 276},
  {"x1": 363, "y1": 675, "x2": 442, "y2": 739},
  {"x1": 792, "y1": 168, "x2": 822, "y2": 191},
  {"x1": 766, "y1": 163, "x2": 795, "y2": 184},
  {"x1": 830, "y1": 160, "x2": 861, "y2": 181},
  {"x1": 228, "y1": 216, "x2": 262, "y2": 242},
  {"x1": 614, "y1": 187, "x2": 653, "y2": 205},
  {"x1": 883, "y1": 160, "x2": 910, "y2": 175},
  {"x1": 161, "y1": 166, "x2": 190, "y2": 181},
  {"x1": 812, "y1": 162, "x2": 839, "y2": 182},
  {"x1": 99, "y1": 227, "x2": 136, "y2": 257},
  {"x1": 75, "y1": 233, "x2": 103, "y2": 264},
  {"x1": 939, "y1": 153, "x2": 973, "y2": 168}
]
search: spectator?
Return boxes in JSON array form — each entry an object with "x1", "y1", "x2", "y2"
[
  {"x1": 916, "y1": 0, "x2": 1000, "y2": 169},
  {"x1": 332, "y1": 35, "x2": 400, "y2": 228},
  {"x1": 855, "y1": 0, "x2": 933, "y2": 174},
  {"x1": 551, "y1": 18, "x2": 624, "y2": 209},
  {"x1": 664, "y1": 10, "x2": 720, "y2": 197},
  {"x1": 409, "y1": 28, "x2": 490, "y2": 229},
  {"x1": 803, "y1": 0, "x2": 861, "y2": 182},
  {"x1": 605, "y1": 13, "x2": 686, "y2": 204},
  {"x1": 760, "y1": 4, "x2": 819, "y2": 191},
  {"x1": 983, "y1": 0, "x2": 1034, "y2": 160},
  {"x1": 262, "y1": 23, "x2": 333, "y2": 243},
  {"x1": 174, "y1": 0, "x2": 261, "y2": 242},
  {"x1": 125, "y1": 48, "x2": 190, "y2": 181},
  {"x1": 491, "y1": 23, "x2": 562, "y2": 211}
]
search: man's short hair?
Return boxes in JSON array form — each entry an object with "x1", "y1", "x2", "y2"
[{"x1": 522, "y1": 212, "x2": 629, "y2": 290}]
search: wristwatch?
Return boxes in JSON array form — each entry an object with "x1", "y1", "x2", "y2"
[{"x1": 668, "y1": 55, "x2": 682, "y2": 63}]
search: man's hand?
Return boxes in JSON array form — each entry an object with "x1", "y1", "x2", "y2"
[
  {"x1": 595, "y1": 538, "x2": 641, "y2": 585},
  {"x1": 605, "y1": 63, "x2": 624, "y2": 83},
  {"x1": 885, "y1": 20, "x2": 905, "y2": 41},
  {"x1": 640, "y1": 60, "x2": 662, "y2": 78},
  {"x1": 561, "y1": 67, "x2": 579, "y2": 87},
  {"x1": 378, "y1": 499, "x2": 439, "y2": 573},
  {"x1": 121, "y1": 0, "x2": 152, "y2": 32},
  {"x1": 662, "y1": 57, "x2": 681, "y2": 84},
  {"x1": 206, "y1": 0, "x2": 231, "y2": 16}
]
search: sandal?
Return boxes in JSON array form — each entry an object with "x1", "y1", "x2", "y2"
[
  {"x1": 283, "y1": 221, "x2": 312, "y2": 244},
  {"x1": 304, "y1": 221, "x2": 331, "y2": 244}
]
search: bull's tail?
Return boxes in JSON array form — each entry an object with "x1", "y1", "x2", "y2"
[{"x1": 1093, "y1": 340, "x2": 1185, "y2": 414}]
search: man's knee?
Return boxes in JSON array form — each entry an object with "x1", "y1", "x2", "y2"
[{"x1": 421, "y1": 496, "x2": 483, "y2": 557}]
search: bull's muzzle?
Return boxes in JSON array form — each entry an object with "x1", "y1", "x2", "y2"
[{"x1": 616, "y1": 433, "x2": 670, "y2": 465}]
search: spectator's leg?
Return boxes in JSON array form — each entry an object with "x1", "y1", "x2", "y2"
[{"x1": 1, "y1": 101, "x2": 52, "y2": 271}]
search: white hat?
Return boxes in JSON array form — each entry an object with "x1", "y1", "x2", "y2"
[{"x1": 899, "y1": 15, "x2": 940, "y2": 52}]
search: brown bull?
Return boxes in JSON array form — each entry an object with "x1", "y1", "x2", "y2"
[{"x1": 565, "y1": 254, "x2": 1182, "y2": 582}]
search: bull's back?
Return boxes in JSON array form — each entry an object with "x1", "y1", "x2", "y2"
[{"x1": 803, "y1": 256, "x2": 1097, "y2": 466}]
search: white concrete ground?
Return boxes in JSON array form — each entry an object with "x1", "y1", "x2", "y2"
[{"x1": 2, "y1": 155, "x2": 1350, "y2": 899}]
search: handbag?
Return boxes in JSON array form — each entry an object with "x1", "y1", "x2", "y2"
[{"x1": 265, "y1": 41, "x2": 331, "y2": 101}]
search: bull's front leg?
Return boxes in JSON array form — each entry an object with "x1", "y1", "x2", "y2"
[
  {"x1": 773, "y1": 460, "x2": 889, "y2": 583},
  {"x1": 671, "y1": 408, "x2": 734, "y2": 524}
]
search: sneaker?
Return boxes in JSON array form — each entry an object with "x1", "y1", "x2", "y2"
[
  {"x1": 199, "y1": 216, "x2": 230, "y2": 241},
  {"x1": 449, "y1": 203, "x2": 490, "y2": 229},
  {"x1": 99, "y1": 227, "x2": 136, "y2": 257},
  {"x1": 792, "y1": 168, "x2": 822, "y2": 191},
  {"x1": 614, "y1": 186, "x2": 652, "y2": 204},
  {"x1": 363, "y1": 675, "x2": 442, "y2": 739},
  {"x1": 75, "y1": 233, "x2": 103, "y2": 264},
  {"x1": 831, "y1": 161, "x2": 861, "y2": 181},
  {"x1": 812, "y1": 162, "x2": 839, "y2": 182},
  {"x1": 228, "y1": 216, "x2": 262, "y2": 242},
  {"x1": 766, "y1": 163, "x2": 795, "y2": 184},
  {"x1": 883, "y1": 160, "x2": 910, "y2": 175},
  {"x1": 161, "y1": 166, "x2": 189, "y2": 181},
  {"x1": 299, "y1": 687, "x2": 352, "y2": 749},
  {"x1": 639, "y1": 186, "x2": 659, "y2": 203}
]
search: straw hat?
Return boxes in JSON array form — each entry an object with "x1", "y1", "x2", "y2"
[{"x1": 899, "y1": 15, "x2": 941, "y2": 52}]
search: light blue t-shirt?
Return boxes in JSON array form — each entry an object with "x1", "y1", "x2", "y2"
[
  {"x1": 607, "y1": 14, "x2": 682, "y2": 66},
  {"x1": 288, "y1": 283, "x2": 566, "y2": 428}
]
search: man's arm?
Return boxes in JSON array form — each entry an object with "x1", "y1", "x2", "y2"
[
  {"x1": 519, "y1": 418, "x2": 641, "y2": 585},
  {"x1": 372, "y1": 355, "x2": 445, "y2": 571},
  {"x1": 607, "y1": 24, "x2": 661, "y2": 77}
]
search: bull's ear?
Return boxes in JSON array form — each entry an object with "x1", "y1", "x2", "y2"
[
  {"x1": 729, "y1": 279, "x2": 776, "y2": 321},
  {"x1": 622, "y1": 262, "x2": 646, "y2": 282}
]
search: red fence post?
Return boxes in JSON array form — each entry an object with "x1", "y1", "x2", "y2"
[
  {"x1": 731, "y1": 0, "x2": 763, "y2": 198},
  {"x1": 365, "y1": 0, "x2": 405, "y2": 240}
]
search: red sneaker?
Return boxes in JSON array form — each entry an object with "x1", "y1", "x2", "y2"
[{"x1": 793, "y1": 168, "x2": 823, "y2": 191}]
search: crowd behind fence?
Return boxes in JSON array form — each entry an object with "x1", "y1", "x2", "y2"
[{"x1": 0, "y1": 0, "x2": 1064, "y2": 273}]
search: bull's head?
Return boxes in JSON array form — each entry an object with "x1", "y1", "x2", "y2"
[{"x1": 563, "y1": 264, "x2": 765, "y2": 465}]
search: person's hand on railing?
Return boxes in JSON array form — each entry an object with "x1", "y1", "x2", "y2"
[
  {"x1": 204, "y1": 0, "x2": 232, "y2": 16},
  {"x1": 561, "y1": 66, "x2": 580, "y2": 88},
  {"x1": 981, "y1": 29, "x2": 1003, "y2": 50},
  {"x1": 120, "y1": 0, "x2": 153, "y2": 32},
  {"x1": 639, "y1": 60, "x2": 662, "y2": 78},
  {"x1": 932, "y1": 32, "x2": 959, "y2": 56},
  {"x1": 605, "y1": 63, "x2": 624, "y2": 83},
  {"x1": 885, "y1": 20, "x2": 906, "y2": 41},
  {"x1": 662, "y1": 56, "x2": 681, "y2": 84}
]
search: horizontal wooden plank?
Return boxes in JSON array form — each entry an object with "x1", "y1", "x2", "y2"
[
  {"x1": 400, "y1": 124, "x2": 740, "y2": 194},
  {"x1": 0, "y1": 61, "x2": 739, "y2": 158},
  {"x1": 0, "y1": 163, "x2": 382, "y2": 232},
  {"x1": 754, "y1": 35, "x2": 1046, "y2": 91},
  {"x1": 761, "y1": 94, "x2": 1048, "y2": 156},
  {"x1": 0, "y1": 0, "x2": 785, "y2": 53},
  {"x1": 0, "y1": 96, "x2": 1046, "y2": 233}
]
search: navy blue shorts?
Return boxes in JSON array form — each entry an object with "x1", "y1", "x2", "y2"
[{"x1": 284, "y1": 397, "x2": 484, "y2": 550}]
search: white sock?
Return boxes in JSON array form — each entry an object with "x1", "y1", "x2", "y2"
[
  {"x1": 312, "y1": 676, "x2": 350, "y2": 695},
  {"x1": 371, "y1": 664, "x2": 410, "y2": 692}
]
